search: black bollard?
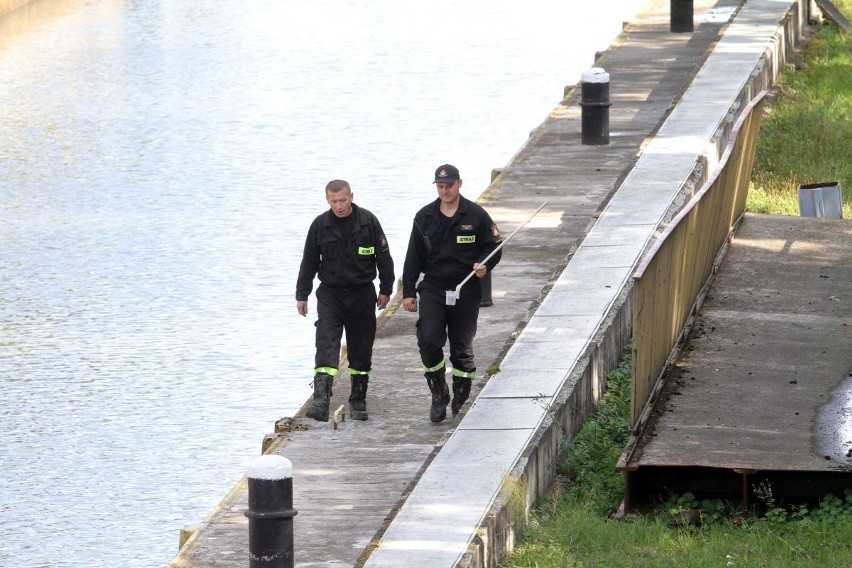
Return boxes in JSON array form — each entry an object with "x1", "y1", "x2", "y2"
[
  {"x1": 580, "y1": 67, "x2": 610, "y2": 146},
  {"x1": 670, "y1": 0, "x2": 694, "y2": 33},
  {"x1": 480, "y1": 271, "x2": 493, "y2": 307},
  {"x1": 244, "y1": 455, "x2": 298, "y2": 568}
]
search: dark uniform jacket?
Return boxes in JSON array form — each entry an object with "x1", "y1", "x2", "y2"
[
  {"x1": 402, "y1": 195, "x2": 502, "y2": 298},
  {"x1": 296, "y1": 203, "x2": 394, "y2": 301}
]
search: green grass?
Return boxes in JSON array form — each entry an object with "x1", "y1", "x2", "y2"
[
  {"x1": 501, "y1": 350, "x2": 852, "y2": 567},
  {"x1": 506, "y1": 507, "x2": 852, "y2": 567},
  {"x1": 748, "y1": 1, "x2": 852, "y2": 218}
]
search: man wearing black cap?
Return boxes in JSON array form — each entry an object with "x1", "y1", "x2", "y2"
[
  {"x1": 402, "y1": 164, "x2": 502, "y2": 422},
  {"x1": 296, "y1": 179, "x2": 395, "y2": 422}
]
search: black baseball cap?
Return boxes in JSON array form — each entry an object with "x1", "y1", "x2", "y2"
[{"x1": 433, "y1": 164, "x2": 460, "y2": 184}]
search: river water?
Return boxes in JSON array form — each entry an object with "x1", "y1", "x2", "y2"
[{"x1": 0, "y1": 1, "x2": 638, "y2": 566}]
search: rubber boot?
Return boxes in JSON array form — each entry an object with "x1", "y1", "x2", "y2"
[
  {"x1": 425, "y1": 371, "x2": 450, "y2": 423},
  {"x1": 349, "y1": 375, "x2": 369, "y2": 421},
  {"x1": 451, "y1": 376, "x2": 472, "y2": 416},
  {"x1": 305, "y1": 374, "x2": 333, "y2": 422}
]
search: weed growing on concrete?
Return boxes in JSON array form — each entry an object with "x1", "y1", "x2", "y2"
[
  {"x1": 501, "y1": 474, "x2": 532, "y2": 541},
  {"x1": 662, "y1": 492, "x2": 729, "y2": 526},
  {"x1": 754, "y1": 480, "x2": 788, "y2": 524},
  {"x1": 556, "y1": 352, "x2": 631, "y2": 516}
]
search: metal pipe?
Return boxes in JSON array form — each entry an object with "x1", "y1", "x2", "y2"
[
  {"x1": 671, "y1": 0, "x2": 694, "y2": 33},
  {"x1": 580, "y1": 68, "x2": 610, "y2": 145}
]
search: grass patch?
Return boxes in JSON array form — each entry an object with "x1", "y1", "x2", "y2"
[
  {"x1": 556, "y1": 354, "x2": 631, "y2": 516},
  {"x1": 506, "y1": 509, "x2": 852, "y2": 567},
  {"x1": 748, "y1": 1, "x2": 852, "y2": 217}
]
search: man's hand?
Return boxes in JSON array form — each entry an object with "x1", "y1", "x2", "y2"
[
  {"x1": 402, "y1": 297, "x2": 418, "y2": 313},
  {"x1": 473, "y1": 262, "x2": 488, "y2": 279},
  {"x1": 377, "y1": 294, "x2": 391, "y2": 310},
  {"x1": 296, "y1": 300, "x2": 308, "y2": 317}
]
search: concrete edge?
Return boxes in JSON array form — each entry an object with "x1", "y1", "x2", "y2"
[
  {"x1": 170, "y1": 432, "x2": 291, "y2": 566},
  {"x1": 167, "y1": 476, "x2": 250, "y2": 568},
  {"x1": 458, "y1": 288, "x2": 633, "y2": 568},
  {"x1": 456, "y1": 2, "x2": 810, "y2": 566}
]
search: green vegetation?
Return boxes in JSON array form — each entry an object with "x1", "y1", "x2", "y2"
[
  {"x1": 501, "y1": 350, "x2": 852, "y2": 567},
  {"x1": 748, "y1": 0, "x2": 852, "y2": 218},
  {"x1": 557, "y1": 354, "x2": 631, "y2": 517}
]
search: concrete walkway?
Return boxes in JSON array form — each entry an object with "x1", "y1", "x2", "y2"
[{"x1": 168, "y1": 0, "x2": 809, "y2": 566}]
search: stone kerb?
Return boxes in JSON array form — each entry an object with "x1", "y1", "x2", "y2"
[{"x1": 461, "y1": 288, "x2": 632, "y2": 567}]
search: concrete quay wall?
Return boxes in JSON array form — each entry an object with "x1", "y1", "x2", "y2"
[
  {"x1": 464, "y1": 290, "x2": 634, "y2": 568},
  {"x1": 458, "y1": 2, "x2": 809, "y2": 566}
]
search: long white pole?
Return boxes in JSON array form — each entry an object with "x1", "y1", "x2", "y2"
[{"x1": 452, "y1": 200, "x2": 548, "y2": 298}]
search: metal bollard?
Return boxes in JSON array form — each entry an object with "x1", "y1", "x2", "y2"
[
  {"x1": 244, "y1": 455, "x2": 298, "y2": 568},
  {"x1": 580, "y1": 67, "x2": 611, "y2": 146},
  {"x1": 670, "y1": 0, "x2": 694, "y2": 33}
]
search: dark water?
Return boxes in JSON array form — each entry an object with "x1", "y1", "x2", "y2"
[{"x1": 0, "y1": 0, "x2": 636, "y2": 565}]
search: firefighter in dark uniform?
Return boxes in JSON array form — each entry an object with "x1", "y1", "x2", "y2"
[
  {"x1": 296, "y1": 179, "x2": 395, "y2": 422},
  {"x1": 402, "y1": 164, "x2": 502, "y2": 422}
]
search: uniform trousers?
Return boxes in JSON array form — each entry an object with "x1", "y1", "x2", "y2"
[
  {"x1": 314, "y1": 282, "x2": 377, "y2": 373},
  {"x1": 415, "y1": 281, "x2": 480, "y2": 373}
]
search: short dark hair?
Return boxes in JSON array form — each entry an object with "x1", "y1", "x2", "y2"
[{"x1": 325, "y1": 179, "x2": 351, "y2": 194}]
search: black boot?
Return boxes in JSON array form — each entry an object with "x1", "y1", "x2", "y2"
[
  {"x1": 349, "y1": 375, "x2": 369, "y2": 421},
  {"x1": 451, "y1": 377, "x2": 472, "y2": 416},
  {"x1": 425, "y1": 371, "x2": 450, "y2": 423},
  {"x1": 306, "y1": 374, "x2": 333, "y2": 422}
]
